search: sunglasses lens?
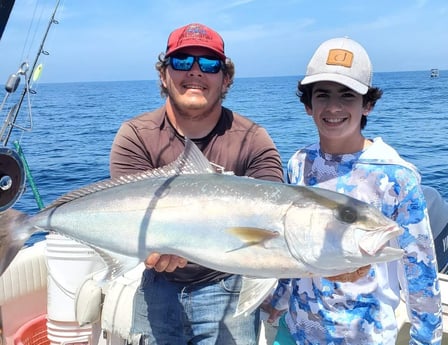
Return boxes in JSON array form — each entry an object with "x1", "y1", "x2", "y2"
[
  {"x1": 170, "y1": 55, "x2": 222, "y2": 73},
  {"x1": 198, "y1": 57, "x2": 221, "y2": 73},
  {"x1": 170, "y1": 56, "x2": 194, "y2": 71}
]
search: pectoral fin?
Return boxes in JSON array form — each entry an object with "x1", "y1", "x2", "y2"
[
  {"x1": 227, "y1": 227, "x2": 279, "y2": 245},
  {"x1": 234, "y1": 277, "x2": 278, "y2": 317}
]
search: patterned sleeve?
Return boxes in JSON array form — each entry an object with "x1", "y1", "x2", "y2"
[{"x1": 387, "y1": 166, "x2": 443, "y2": 344}]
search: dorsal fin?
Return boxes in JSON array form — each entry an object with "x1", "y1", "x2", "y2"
[{"x1": 44, "y1": 138, "x2": 214, "y2": 210}]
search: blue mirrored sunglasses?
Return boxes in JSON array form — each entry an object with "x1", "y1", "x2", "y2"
[{"x1": 169, "y1": 54, "x2": 223, "y2": 74}]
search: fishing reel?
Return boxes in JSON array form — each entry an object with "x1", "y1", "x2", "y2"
[{"x1": 0, "y1": 147, "x2": 26, "y2": 212}]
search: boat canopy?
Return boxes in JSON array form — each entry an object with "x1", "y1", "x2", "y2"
[{"x1": 0, "y1": 0, "x2": 15, "y2": 41}]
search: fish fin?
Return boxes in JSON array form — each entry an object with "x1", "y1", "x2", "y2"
[
  {"x1": 0, "y1": 208, "x2": 35, "y2": 275},
  {"x1": 45, "y1": 138, "x2": 214, "y2": 209},
  {"x1": 359, "y1": 226, "x2": 404, "y2": 255},
  {"x1": 234, "y1": 277, "x2": 278, "y2": 317},
  {"x1": 227, "y1": 227, "x2": 279, "y2": 245},
  {"x1": 174, "y1": 137, "x2": 216, "y2": 174},
  {"x1": 44, "y1": 232, "x2": 139, "y2": 283},
  {"x1": 87, "y1": 246, "x2": 140, "y2": 281}
]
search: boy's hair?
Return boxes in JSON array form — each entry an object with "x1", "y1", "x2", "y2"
[{"x1": 297, "y1": 82, "x2": 383, "y2": 130}]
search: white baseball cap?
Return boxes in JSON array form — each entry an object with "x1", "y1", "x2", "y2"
[{"x1": 301, "y1": 37, "x2": 373, "y2": 95}]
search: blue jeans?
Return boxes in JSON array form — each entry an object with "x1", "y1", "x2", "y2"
[{"x1": 132, "y1": 269, "x2": 260, "y2": 345}]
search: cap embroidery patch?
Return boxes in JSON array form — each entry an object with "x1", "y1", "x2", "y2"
[
  {"x1": 179, "y1": 24, "x2": 210, "y2": 43},
  {"x1": 326, "y1": 49, "x2": 353, "y2": 68}
]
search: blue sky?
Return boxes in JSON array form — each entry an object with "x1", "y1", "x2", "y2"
[{"x1": 1, "y1": 0, "x2": 447, "y2": 83}]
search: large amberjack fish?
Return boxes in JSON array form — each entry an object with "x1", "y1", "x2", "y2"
[{"x1": 0, "y1": 139, "x2": 403, "y2": 316}]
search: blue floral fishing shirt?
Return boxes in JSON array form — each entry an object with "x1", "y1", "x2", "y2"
[{"x1": 272, "y1": 137, "x2": 442, "y2": 345}]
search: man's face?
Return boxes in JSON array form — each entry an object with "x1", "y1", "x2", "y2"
[{"x1": 162, "y1": 47, "x2": 229, "y2": 117}]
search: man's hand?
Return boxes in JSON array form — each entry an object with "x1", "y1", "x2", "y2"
[{"x1": 145, "y1": 253, "x2": 188, "y2": 272}]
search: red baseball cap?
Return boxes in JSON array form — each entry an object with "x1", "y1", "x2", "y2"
[{"x1": 165, "y1": 23, "x2": 226, "y2": 61}]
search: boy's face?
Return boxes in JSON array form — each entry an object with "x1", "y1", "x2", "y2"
[{"x1": 305, "y1": 81, "x2": 371, "y2": 154}]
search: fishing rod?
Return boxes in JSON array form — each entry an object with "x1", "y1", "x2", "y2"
[
  {"x1": 0, "y1": 0, "x2": 60, "y2": 146},
  {"x1": 0, "y1": 0, "x2": 61, "y2": 212}
]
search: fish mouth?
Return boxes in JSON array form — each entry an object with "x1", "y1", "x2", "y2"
[{"x1": 358, "y1": 225, "x2": 403, "y2": 256}]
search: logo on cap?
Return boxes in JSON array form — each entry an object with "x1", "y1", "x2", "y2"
[
  {"x1": 326, "y1": 49, "x2": 353, "y2": 68},
  {"x1": 180, "y1": 24, "x2": 210, "y2": 43}
]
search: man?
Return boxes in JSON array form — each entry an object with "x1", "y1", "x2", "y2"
[{"x1": 110, "y1": 23, "x2": 284, "y2": 345}]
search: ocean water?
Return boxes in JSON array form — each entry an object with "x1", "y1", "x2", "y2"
[{"x1": 3, "y1": 70, "x2": 447, "y2": 214}]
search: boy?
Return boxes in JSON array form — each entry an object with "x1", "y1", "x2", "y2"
[{"x1": 269, "y1": 37, "x2": 442, "y2": 344}]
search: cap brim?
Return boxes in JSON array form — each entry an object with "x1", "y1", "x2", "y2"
[
  {"x1": 301, "y1": 73, "x2": 368, "y2": 95},
  {"x1": 166, "y1": 44, "x2": 226, "y2": 61}
]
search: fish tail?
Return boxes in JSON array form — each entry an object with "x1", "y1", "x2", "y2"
[{"x1": 0, "y1": 208, "x2": 34, "y2": 276}]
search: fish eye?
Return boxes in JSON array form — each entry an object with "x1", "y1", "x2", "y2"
[{"x1": 337, "y1": 206, "x2": 358, "y2": 223}]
